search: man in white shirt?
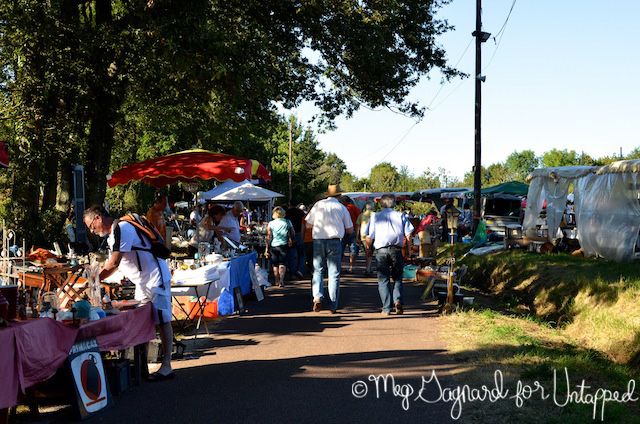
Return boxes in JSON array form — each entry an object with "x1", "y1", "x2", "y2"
[
  {"x1": 366, "y1": 194, "x2": 414, "y2": 316},
  {"x1": 83, "y1": 205, "x2": 174, "y2": 381},
  {"x1": 305, "y1": 185, "x2": 353, "y2": 313},
  {"x1": 218, "y1": 201, "x2": 244, "y2": 244}
]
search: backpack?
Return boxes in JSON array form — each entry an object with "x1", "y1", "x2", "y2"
[{"x1": 118, "y1": 213, "x2": 171, "y2": 259}]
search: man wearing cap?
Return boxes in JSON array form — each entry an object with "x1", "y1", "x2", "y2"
[
  {"x1": 366, "y1": 194, "x2": 414, "y2": 316},
  {"x1": 305, "y1": 185, "x2": 353, "y2": 313}
]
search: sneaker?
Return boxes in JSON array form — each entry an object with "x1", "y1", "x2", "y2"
[
  {"x1": 313, "y1": 301, "x2": 322, "y2": 312},
  {"x1": 380, "y1": 310, "x2": 390, "y2": 317},
  {"x1": 395, "y1": 302, "x2": 403, "y2": 315},
  {"x1": 330, "y1": 308, "x2": 337, "y2": 314}
]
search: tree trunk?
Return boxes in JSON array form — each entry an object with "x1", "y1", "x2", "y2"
[
  {"x1": 56, "y1": 161, "x2": 72, "y2": 213},
  {"x1": 85, "y1": 96, "x2": 119, "y2": 206},
  {"x1": 41, "y1": 149, "x2": 59, "y2": 213},
  {"x1": 84, "y1": 0, "x2": 123, "y2": 207}
]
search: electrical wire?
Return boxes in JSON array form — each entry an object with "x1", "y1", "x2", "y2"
[
  {"x1": 483, "y1": 0, "x2": 517, "y2": 71},
  {"x1": 426, "y1": 37, "x2": 474, "y2": 110},
  {"x1": 378, "y1": 121, "x2": 419, "y2": 161},
  {"x1": 361, "y1": 36, "x2": 475, "y2": 169}
]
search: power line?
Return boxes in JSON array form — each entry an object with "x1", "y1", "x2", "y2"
[
  {"x1": 483, "y1": 0, "x2": 517, "y2": 71},
  {"x1": 426, "y1": 37, "x2": 474, "y2": 109},
  {"x1": 378, "y1": 121, "x2": 419, "y2": 161}
]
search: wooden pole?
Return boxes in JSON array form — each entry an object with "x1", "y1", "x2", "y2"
[{"x1": 288, "y1": 117, "x2": 293, "y2": 206}]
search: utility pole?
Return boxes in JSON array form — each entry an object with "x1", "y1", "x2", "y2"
[
  {"x1": 472, "y1": 0, "x2": 490, "y2": 234},
  {"x1": 288, "y1": 116, "x2": 293, "y2": 205}
]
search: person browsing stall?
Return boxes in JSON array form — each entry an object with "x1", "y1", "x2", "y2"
[
  {"x1": 146, "y1": 192, "x2": 169, "y2": 247},
  {"x1": 339, "y1": 196, "x2": 361, "y2": 274},
  {"x1": 265, "y1": 206, "x2": 295, "y2": 287},
  {"x1": 366, "y1": 194, "x2": 414, "y2": 316},
  {"x1": 305, "y1": 185, "x2": 353, "y2": 313},
  {"x1": 83, "y1": 205, "x2": 174, "y2": 381},
  {"x1": 356, "y1": 202, "x2": 375, "y2": 275}
]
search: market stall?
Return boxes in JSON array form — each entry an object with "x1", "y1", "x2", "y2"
[
  {"x1": 442, "y1": 181, "x2": 529, "y2": 234},
  {"x1": 572, "y1": 160, "x2": 640, "y2": 261},
  {"x1": 523, "y1": 166, "x2": 597, "y2": 242},
  {"x1": 0, "y1": 303, "x2": 155, "y2": 412}
]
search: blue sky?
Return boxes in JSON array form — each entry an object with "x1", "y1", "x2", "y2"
[{"x1": 293, "y1": 0, "x2": 640, "y2": 181}]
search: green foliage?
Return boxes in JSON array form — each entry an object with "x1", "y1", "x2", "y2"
[
  {"x1": 540, "y1": 149, "x2": 580, "y2": 167},
  {"x1": 315, "y1": 153, "x2": 347, "y2": 187},
  {"x1": 410, "y1": 201, "x2": 437, "y2": 216},
  {"x1": 340, "y1": 172, "x2": 363, "y2": 192},
  {"x1": 1, "y1": 0, "x2": 464, "y2": 246},
  {"x1": 368, "y1": 162, "x2": 399, "y2": 192},
  {"x1": 505, "y1": 150, "x2": 539, "y2": 181}
]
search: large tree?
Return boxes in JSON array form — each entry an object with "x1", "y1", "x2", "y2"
[
  {"x1": 540, "y1": 149, "x2": 580, "y2": 168},
  {"x1": 1, "y1": 0, "x2": 462, "y2": 244},
  {"x1": 504, "y1": 150, "x2": 539, "y2": 181},
  {"x1": 369, "y1": 162, "x2": 399, "y2": 192}
]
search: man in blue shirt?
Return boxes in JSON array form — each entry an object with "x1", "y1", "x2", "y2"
[{"x1": 366, "y1": 194, "x2": 414, "y2": 316}]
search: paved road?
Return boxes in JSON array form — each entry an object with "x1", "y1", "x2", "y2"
[{"x1": 87, "y1": 263, "x2": 463, "y2": 423}]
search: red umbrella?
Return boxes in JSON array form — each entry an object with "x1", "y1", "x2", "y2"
[{"x1": 107, "y1": 149, "x2": 271, "y2": 188}]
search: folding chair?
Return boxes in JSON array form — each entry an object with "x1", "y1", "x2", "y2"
[{"x1": 57, "y1": 265, "x2": 88, "y2": 309}]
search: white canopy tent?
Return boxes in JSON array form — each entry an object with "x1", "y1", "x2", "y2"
[
  {"x1": 199, "y1": 180, "x2": 284, "y2": 203},
  {"x1": 198, "y1": 180, "x2": 245, "y2": 202}
]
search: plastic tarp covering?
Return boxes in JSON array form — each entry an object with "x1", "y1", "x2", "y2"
[
  {"x1": 523, "y1": 166, "x2": 597, "y2": 241},
  {"x1": 526, "y1": 166, "x2": 598, "y2": 182},
  {"x1": 596, "y1": 159, "x2": 640, "y2": 174},
  {"x1": 574, "y1": 172, "x2": 640, "y2": 262},
  {"x1": 522, "y1": 177, "x2": 545, "y2": 237}
]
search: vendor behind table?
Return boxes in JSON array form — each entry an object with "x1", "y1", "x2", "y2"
[{"x1": 188, "y1": 204, "x2": 225, "y2": 257}]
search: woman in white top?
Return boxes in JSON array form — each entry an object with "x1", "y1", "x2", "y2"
[{"x1": 188, "y1": 204, "x2": 225, "y2": 256}]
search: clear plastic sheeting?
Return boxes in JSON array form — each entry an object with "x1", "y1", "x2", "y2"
[
  {"x1": 522, "y1": 176, "x2": 571, "y2": 241},
  {"x1": 523, "y1": 166, "x2": 597, "y2": 241},
  {"x1": 526, "y1": 166, "x2": 598, "y2": 182},
  {"x1": 595, "y1": 159, "x2": 640, "y2": 174},
  {"x1": 543, "y1": 177, "x2": 572, "y2": 240},
  {"x1": 522, "y1": 178, "x2": 545, "y2": 238},
  {"x1": 574, "y1": 172, "x2": 640, "y2": 262}
]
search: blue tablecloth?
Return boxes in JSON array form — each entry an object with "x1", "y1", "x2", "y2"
[{"x1": 228, "y1": 251, "x2": 257, "y2": 295}]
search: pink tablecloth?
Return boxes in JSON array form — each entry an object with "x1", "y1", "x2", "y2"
[
  {"x1": 0, "y1": 303, "x2": 155, "y2": 409},
  {"x1": 76, "y1": 303, "x2": 155, "y2": 351},
  {"x1": 0, "y1": 319, "x2": 77, "y2": 409}
]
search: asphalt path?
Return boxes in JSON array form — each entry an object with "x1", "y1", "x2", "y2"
[{"x1": 87, "y1": 261, "x2": 464, "y2": 423}]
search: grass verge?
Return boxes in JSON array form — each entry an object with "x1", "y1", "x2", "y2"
[
  {"x1": 443, "y1": 309, "x2": 640, "y2": 423},
  {"x1": 454, "y1": 249, "x2": 640, "y2": 364}
]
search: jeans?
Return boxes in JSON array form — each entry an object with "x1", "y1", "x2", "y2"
[
  {"x1": 287, "y1": 233, "x2": 305, "y2": 275},
  {"x1": 375, "y1": 246, "x2": 404, "y2": 312},
  {"x1": 312, "y1": 239, "x2": 342, "y2": 310}
]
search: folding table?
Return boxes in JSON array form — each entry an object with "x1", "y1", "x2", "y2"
[{"x1": 171, "y1": 280, "x2": 214, "y2": 339}]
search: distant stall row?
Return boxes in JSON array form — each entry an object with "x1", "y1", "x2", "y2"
[{"x1": 360, "y1": 159, "x2": 640, "y2": 262}]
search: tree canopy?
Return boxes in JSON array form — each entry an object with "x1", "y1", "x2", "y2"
[{"x1": 0, "y1": 0, "x2": 463, "y2": 244}]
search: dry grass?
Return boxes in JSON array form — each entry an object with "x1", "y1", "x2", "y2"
[
  {"x1": 457, "y1": 250, "x2": 640, "y2": 365},
  {"x1": 442, "y1": 309, "x2": 640, "y2": 423}
]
